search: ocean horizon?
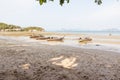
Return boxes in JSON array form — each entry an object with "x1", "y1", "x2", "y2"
[{"x1": 48, "y1": 30, "x2": 120, "y2": 35}]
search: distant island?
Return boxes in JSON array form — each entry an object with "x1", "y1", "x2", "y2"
[{"x1": 0, "y1": 22, "x2": 45, "y2": 32}]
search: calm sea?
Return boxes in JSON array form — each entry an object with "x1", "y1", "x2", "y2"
[{"x1": 52, "y1": 31, "x2": 120, "y2": 35}]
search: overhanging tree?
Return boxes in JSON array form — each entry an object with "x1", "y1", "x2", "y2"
[{"x1": 36, "y1": 0, "x2": 102, "y2": 6}]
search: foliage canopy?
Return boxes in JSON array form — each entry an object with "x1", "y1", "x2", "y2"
[
  {"x1": 36, "y1": 0, "x2": 102, "y2": 6},
  {"x1": 0, "y1": 22, "x2": 45, "y2": 32},
  {"x1": 0, "y1": 23, "x2": 21, "y2": 30},
  {"x1": 23, "y1": 26, "x2": 44, "y2": 31}
]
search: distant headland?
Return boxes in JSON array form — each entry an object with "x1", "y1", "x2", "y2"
[{"x1": 0, "y1": 22, "x2": 45, "y2": 32}]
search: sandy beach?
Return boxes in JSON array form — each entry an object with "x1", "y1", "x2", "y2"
[{"x1": 0, "y1": 32, "x2": 120, "y2": 80}]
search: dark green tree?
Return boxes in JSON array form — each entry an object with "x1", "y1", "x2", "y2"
[{"x1": 36, "y1": 0, "x2": 102, "y2": 6}]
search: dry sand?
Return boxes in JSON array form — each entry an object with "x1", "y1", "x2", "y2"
[{"x1": 0, "y1": 35, "x2": 120, "y2": 80}]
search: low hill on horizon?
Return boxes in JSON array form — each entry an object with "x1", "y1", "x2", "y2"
[{"x1": 0, "y1": 22, "x2": 45, "y2": 32}]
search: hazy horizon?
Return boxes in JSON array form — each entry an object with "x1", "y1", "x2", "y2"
[{"x1": 0, "y1": 0, "x2": 120, "y2": 31}]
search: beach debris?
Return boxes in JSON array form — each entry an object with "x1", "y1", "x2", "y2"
[
  {"x1": 109, "y1": 33, "x2": 112, "y2": 36},
  {"x1": 47, "y1": 36, "x2": 64, "y2": 42},
  {"x1": 30, "y1": 34, "x2": 64, "y2": 42},
  {"x1": 79, "y1": 37, "x2": 92, "y2": 43},
  {"x1": 30, "y1": 34, "x2": 44, "y2": 38},
  {"x1": 79, "y1": 37, "x2": 82, "y2": 40},
  {"x1": 30, "y1": 35, "x2": 39, "y2": 38},
  {"x1": 36, "y1": 37, "x2": 50, "y2": 40},
  {"x1": 96, "y1": 44, "x2": 100, "y2": 46},
  {"x1": 49, "y1": 56, "x2": 77, "y2": 69},
  {"x1": 19, "y1": 63, "x2": 31, "y2": 70}
]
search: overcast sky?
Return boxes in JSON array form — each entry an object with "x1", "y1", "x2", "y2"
[{"x1": 0, "y1": 0, "x2": 120, "y2": 31}]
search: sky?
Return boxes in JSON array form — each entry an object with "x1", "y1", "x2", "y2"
[{"x1": 0, "y1": 0, "x2": 120, "y2": 31}]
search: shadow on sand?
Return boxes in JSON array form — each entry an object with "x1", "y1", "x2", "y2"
[{"x1": 0, "y1": 44, "x2": 120, "y2": 80}]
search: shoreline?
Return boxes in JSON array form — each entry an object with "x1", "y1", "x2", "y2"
[{"x1": 0, "y1": 32, "x2": 120, "y2": 53}]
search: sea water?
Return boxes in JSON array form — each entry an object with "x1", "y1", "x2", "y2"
[{"x1": 52, "y1": 31, "x2": 120, "y2": 35}]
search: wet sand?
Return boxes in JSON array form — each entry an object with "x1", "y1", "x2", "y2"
[
  {"x1": 0, "y1": 31, "x2": 120, "y2": 45},
  {"x1": 0, "y1": 35, "x2": 120, "y2": 80}
]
